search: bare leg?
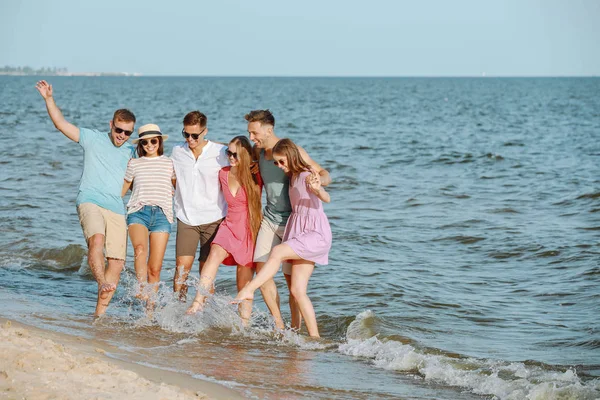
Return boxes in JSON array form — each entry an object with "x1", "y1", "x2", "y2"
[
  {"x1": 284, "y1": 273, "x2": 302, "y2": 331},
  {"x1": 129, "y1": 224, "x2": 149, "y2": 299},
  {"x1": 145, "y1": 232, "x2": 169, "y2": 311},
  {"x1": 95, "y1": 258, "x2": 124, "y2": 317},
  {"x1": 87, "y1": 234, "x2": 112, "y2": 291},
  {"x1": 186, "y1": 245, "x2": 228, "y2": 314},
  {"x1": 235, "y1": 244, "x2": 299, "y2": 302},
  {"x1": 289, "y1": 261, "x2": 318, "y2": 337},
  {"x1": 255, "y1": 262, "x2": 285, "y2": 330},
  {"x1": 173, "y1": 255, "x2": 195, "y2": 301},
  {"x1": 236, "y1": 266, "x2": 255, "y2": 326}
]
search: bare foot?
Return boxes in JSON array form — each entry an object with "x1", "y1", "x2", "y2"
[
  {"x1": 100, "y1": 282, "x2": 116, "y2": 293},
  {"x1": 186, "y1": 298, "x2": 205, "y2": 314},
  {"x1": 273, "y1": 316, "x2": 285, "y2": 331},
  {"x1": 232, "y1": 287, "x2": 254, "y2": 304},
  {"x1": 135, "y1": 286, "x2": 150, "y2": 302}
]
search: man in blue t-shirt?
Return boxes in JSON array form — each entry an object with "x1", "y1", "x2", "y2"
[{"x1": 36, "y1": 80, "x2": 136, "y2": 318}]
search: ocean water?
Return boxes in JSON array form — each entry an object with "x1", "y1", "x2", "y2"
[{"x1": 0, "y1": 76, "x2": 599, "y2": 399}]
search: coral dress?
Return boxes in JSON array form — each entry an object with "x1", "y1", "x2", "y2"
[
  {"x1": 212, "y1": 167, "x2": 260, "y2": 267},
  {"x1": 283, "y1": 171, "x2": 332, "y2": 265}
]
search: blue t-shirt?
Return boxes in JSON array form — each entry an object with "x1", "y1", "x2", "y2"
[{"x1": 76, "y1": 128, "x2": 135, "y2": 214}]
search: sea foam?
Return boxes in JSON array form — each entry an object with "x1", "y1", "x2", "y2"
[{"x1": 339, "y1": 311, "x2": 600, "y2": 400}]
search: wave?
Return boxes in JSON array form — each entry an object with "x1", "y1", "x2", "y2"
[
  {"x1": 30, "y1": 244, "x2": 87, "y2": 271},
  {"x1": 338, "y1": 311, "x2": 600, "y2": 400},
  {"x1": 0, "y1": 244, "x2": 87, "y2": 272}
]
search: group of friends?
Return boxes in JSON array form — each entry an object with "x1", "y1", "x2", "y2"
[{"x1": 35, "y1": 80, "x2": 332, "y2": 337}]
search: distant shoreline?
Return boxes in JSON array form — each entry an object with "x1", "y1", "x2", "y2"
[
  {"x1": 0, "y1": 72, "x2": 142, "y2": 76},
  {"x1": 1, "y1": 73, "x2": 597, "y2": 78}
]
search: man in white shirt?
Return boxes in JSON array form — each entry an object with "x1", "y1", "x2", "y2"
[{"x1": 171, "y1": 111, "x2": 229, "y2": 300}]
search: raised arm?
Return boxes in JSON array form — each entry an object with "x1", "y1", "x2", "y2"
[
  {"x1": 35, "y1": 80, "x2": 80, "y2": 142},
  {"x1": 297, "y1": 145, "x2": 331, "y2": 186}
]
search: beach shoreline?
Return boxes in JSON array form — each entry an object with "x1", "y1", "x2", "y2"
[{"x1": 0, "y1": 317, "x2": 243, "y2": 400}]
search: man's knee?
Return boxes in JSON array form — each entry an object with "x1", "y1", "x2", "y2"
[{"x1": 88, "y1": 234, "x2": 104, "y2": 251}]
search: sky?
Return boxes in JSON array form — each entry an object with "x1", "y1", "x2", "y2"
[{"x1": 1, "y1": 0, "x2": 599, "y2": 76}]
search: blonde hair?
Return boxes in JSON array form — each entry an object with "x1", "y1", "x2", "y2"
[{"x1": 230, "y1": 136, "x2": 263, "y2": 241}]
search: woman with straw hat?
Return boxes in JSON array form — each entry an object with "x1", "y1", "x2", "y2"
[{"x1": 121, "y1": 124, "x2": 174, "y2": 310}]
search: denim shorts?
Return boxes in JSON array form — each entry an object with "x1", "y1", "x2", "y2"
[{"x1": 127, "y1": 205, "x2": 172, "y2": 234}]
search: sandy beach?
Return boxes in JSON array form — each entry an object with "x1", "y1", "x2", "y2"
[{"x1": 0, "y1": 318, "x2": 242, "y2": 400}]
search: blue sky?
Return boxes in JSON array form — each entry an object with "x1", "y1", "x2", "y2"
[{"x1": 1, "y1": 0, "x2": 598, "y2": 76}]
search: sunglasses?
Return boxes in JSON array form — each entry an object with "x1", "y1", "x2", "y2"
[
  {"x1": 113, "y1": 125, "x2": 133, "y2": 136},
  {"x1": 273, "y1": 159, "x2": 286, "y2": 166},
  {"x1": 226, "y1": 150, "x2": 238, "y2": 160},
  {"x1": 140, "y1": 138, "x2": 159, "y2": 146},
  {"x1": 182, "y1": 128, "x2": 206, "y2": 140}
]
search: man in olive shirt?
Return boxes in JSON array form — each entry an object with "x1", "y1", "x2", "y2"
[{"x1": 246, "y1": 109, "x2": 331, "y2": 330}]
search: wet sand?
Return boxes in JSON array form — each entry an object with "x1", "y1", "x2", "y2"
[{"x1": 0, "y1": 318, "x2": 243, "y2": 400}]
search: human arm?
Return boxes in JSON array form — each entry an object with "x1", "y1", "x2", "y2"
[
  {"x1": 306, "y1": 170, "x2": 331, "y2": 203},
  {"x1": 35, "y1": 80, "x2": 80, "y2": 142},
  {"x1": 122, "y1": 159, "x2": 134, "y2": 197},
  {"x1": 249, "y1": 145, "x2": 260, "y2": 174},
  {"x1": 121, "y1": 180, "x2": 132, "y2": 197},
  {"x1": 297, "y1": 145, "x2": 331, "y2": 186}
]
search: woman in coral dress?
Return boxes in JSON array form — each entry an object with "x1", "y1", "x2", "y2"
[
  {"x1": 186, "y1": 136, "x2": 262, "y2": 323},
  {"x1": 234, "y1": 138, "x2": 331, "y2": 337}
]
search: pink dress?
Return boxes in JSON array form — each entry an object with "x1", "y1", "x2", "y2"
[
  {"x1": 283, "y1": 171, "x2": 332, "y2": 265},
  {"x1": 212, "y1": 167, "x2": 260, "y2": 267}
]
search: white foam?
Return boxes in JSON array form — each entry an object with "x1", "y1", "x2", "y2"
[{"x1": 339, "y1": 311, "x2": 600, "y2": 400}]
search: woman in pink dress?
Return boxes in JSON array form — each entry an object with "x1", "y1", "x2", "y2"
[
  {"x1": 234, "y1": 138, "x2": 331, "y2": 337},
  {"x1": 186, "y1": 136, "x2": 262, "y2": 323}
]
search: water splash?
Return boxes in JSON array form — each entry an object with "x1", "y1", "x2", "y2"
[{"x1": 339, "y1": 311, "x2": 600, "y2": 399}]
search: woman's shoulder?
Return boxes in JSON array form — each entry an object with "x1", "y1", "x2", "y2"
[
  {"x1": 219, "y1": 166, "x2": 231, "y2": 177},
  {"x1": 297, "y1": 169, "x2": 311, "y2": 178}
]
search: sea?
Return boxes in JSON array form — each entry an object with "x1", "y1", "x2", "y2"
[{"x1": 0, "y1": 76, "x2": 599, "y2": 399}]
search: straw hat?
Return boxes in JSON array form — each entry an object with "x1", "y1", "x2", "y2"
[{"x1": 132, "y1": 123, "x2": 169, "y2": 144}]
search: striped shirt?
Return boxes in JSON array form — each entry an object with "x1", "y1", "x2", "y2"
[{"x1": 124, "y1": 155, "x2": 175, "y2": 223}]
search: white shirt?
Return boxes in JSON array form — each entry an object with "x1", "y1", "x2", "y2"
[{"x1": 171, "y1": 141, "x2": 229, "y2": 226}]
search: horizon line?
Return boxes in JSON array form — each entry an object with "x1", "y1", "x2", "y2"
[{"x1": 2, "y1": 73, "x2": 599, "y2": 78}]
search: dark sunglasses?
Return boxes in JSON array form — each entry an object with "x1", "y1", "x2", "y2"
[
  {"x1": 140, "y1": 138, "x2": 159, "y2": 146},
  {"x1": 182, "y1": 128, "x2": 206, "y2": 140},
  {"x1": 273, "y1": 159, "x2": 286, "y2": 166},
  {"x1": 113, "y1": 125, "x2": 133, "y2": 136},
  {"x1": 226, "y1": 150, "x2": 238, "y2": 159}
]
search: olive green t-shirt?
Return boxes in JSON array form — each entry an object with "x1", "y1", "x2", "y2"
[{"x1": 259, "y1": 149, "x2": 291, "y2": 225}]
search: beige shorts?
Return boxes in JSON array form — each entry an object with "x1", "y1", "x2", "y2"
[
  {"x1": 176, "y1": 218, "x2": 223, "y2": 262},
  {"x1": 253, "y1": 218, "x2": 292, "y2": 275},
  {"x1": 77, "y1": 203, "x2": 127, "y2": 260}
]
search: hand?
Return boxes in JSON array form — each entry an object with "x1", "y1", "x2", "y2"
[
  {"x1": 305, "y1": 169, "x2": 322, "y2": 195},
  {"x1": 249, "y1": 160, "x2": 259, "y2": 175},
  {"x1": 35, "y1": 80, "x2": 53, "y2": 100}
]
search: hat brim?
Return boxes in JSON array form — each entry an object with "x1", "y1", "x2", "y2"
[{"x1": 132, "y1": 134, "x2": 169, "y2": 144}]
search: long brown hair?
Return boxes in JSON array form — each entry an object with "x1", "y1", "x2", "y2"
[
  {"x1": 272, "y1": 138, "x2": 311, "y2": 182},
  {"x1": 230, "y1": 136, "x2": 263, "y2": 242},
  {"x1": 136, "y1": 136, "x2": 164, "y2": 158}
]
